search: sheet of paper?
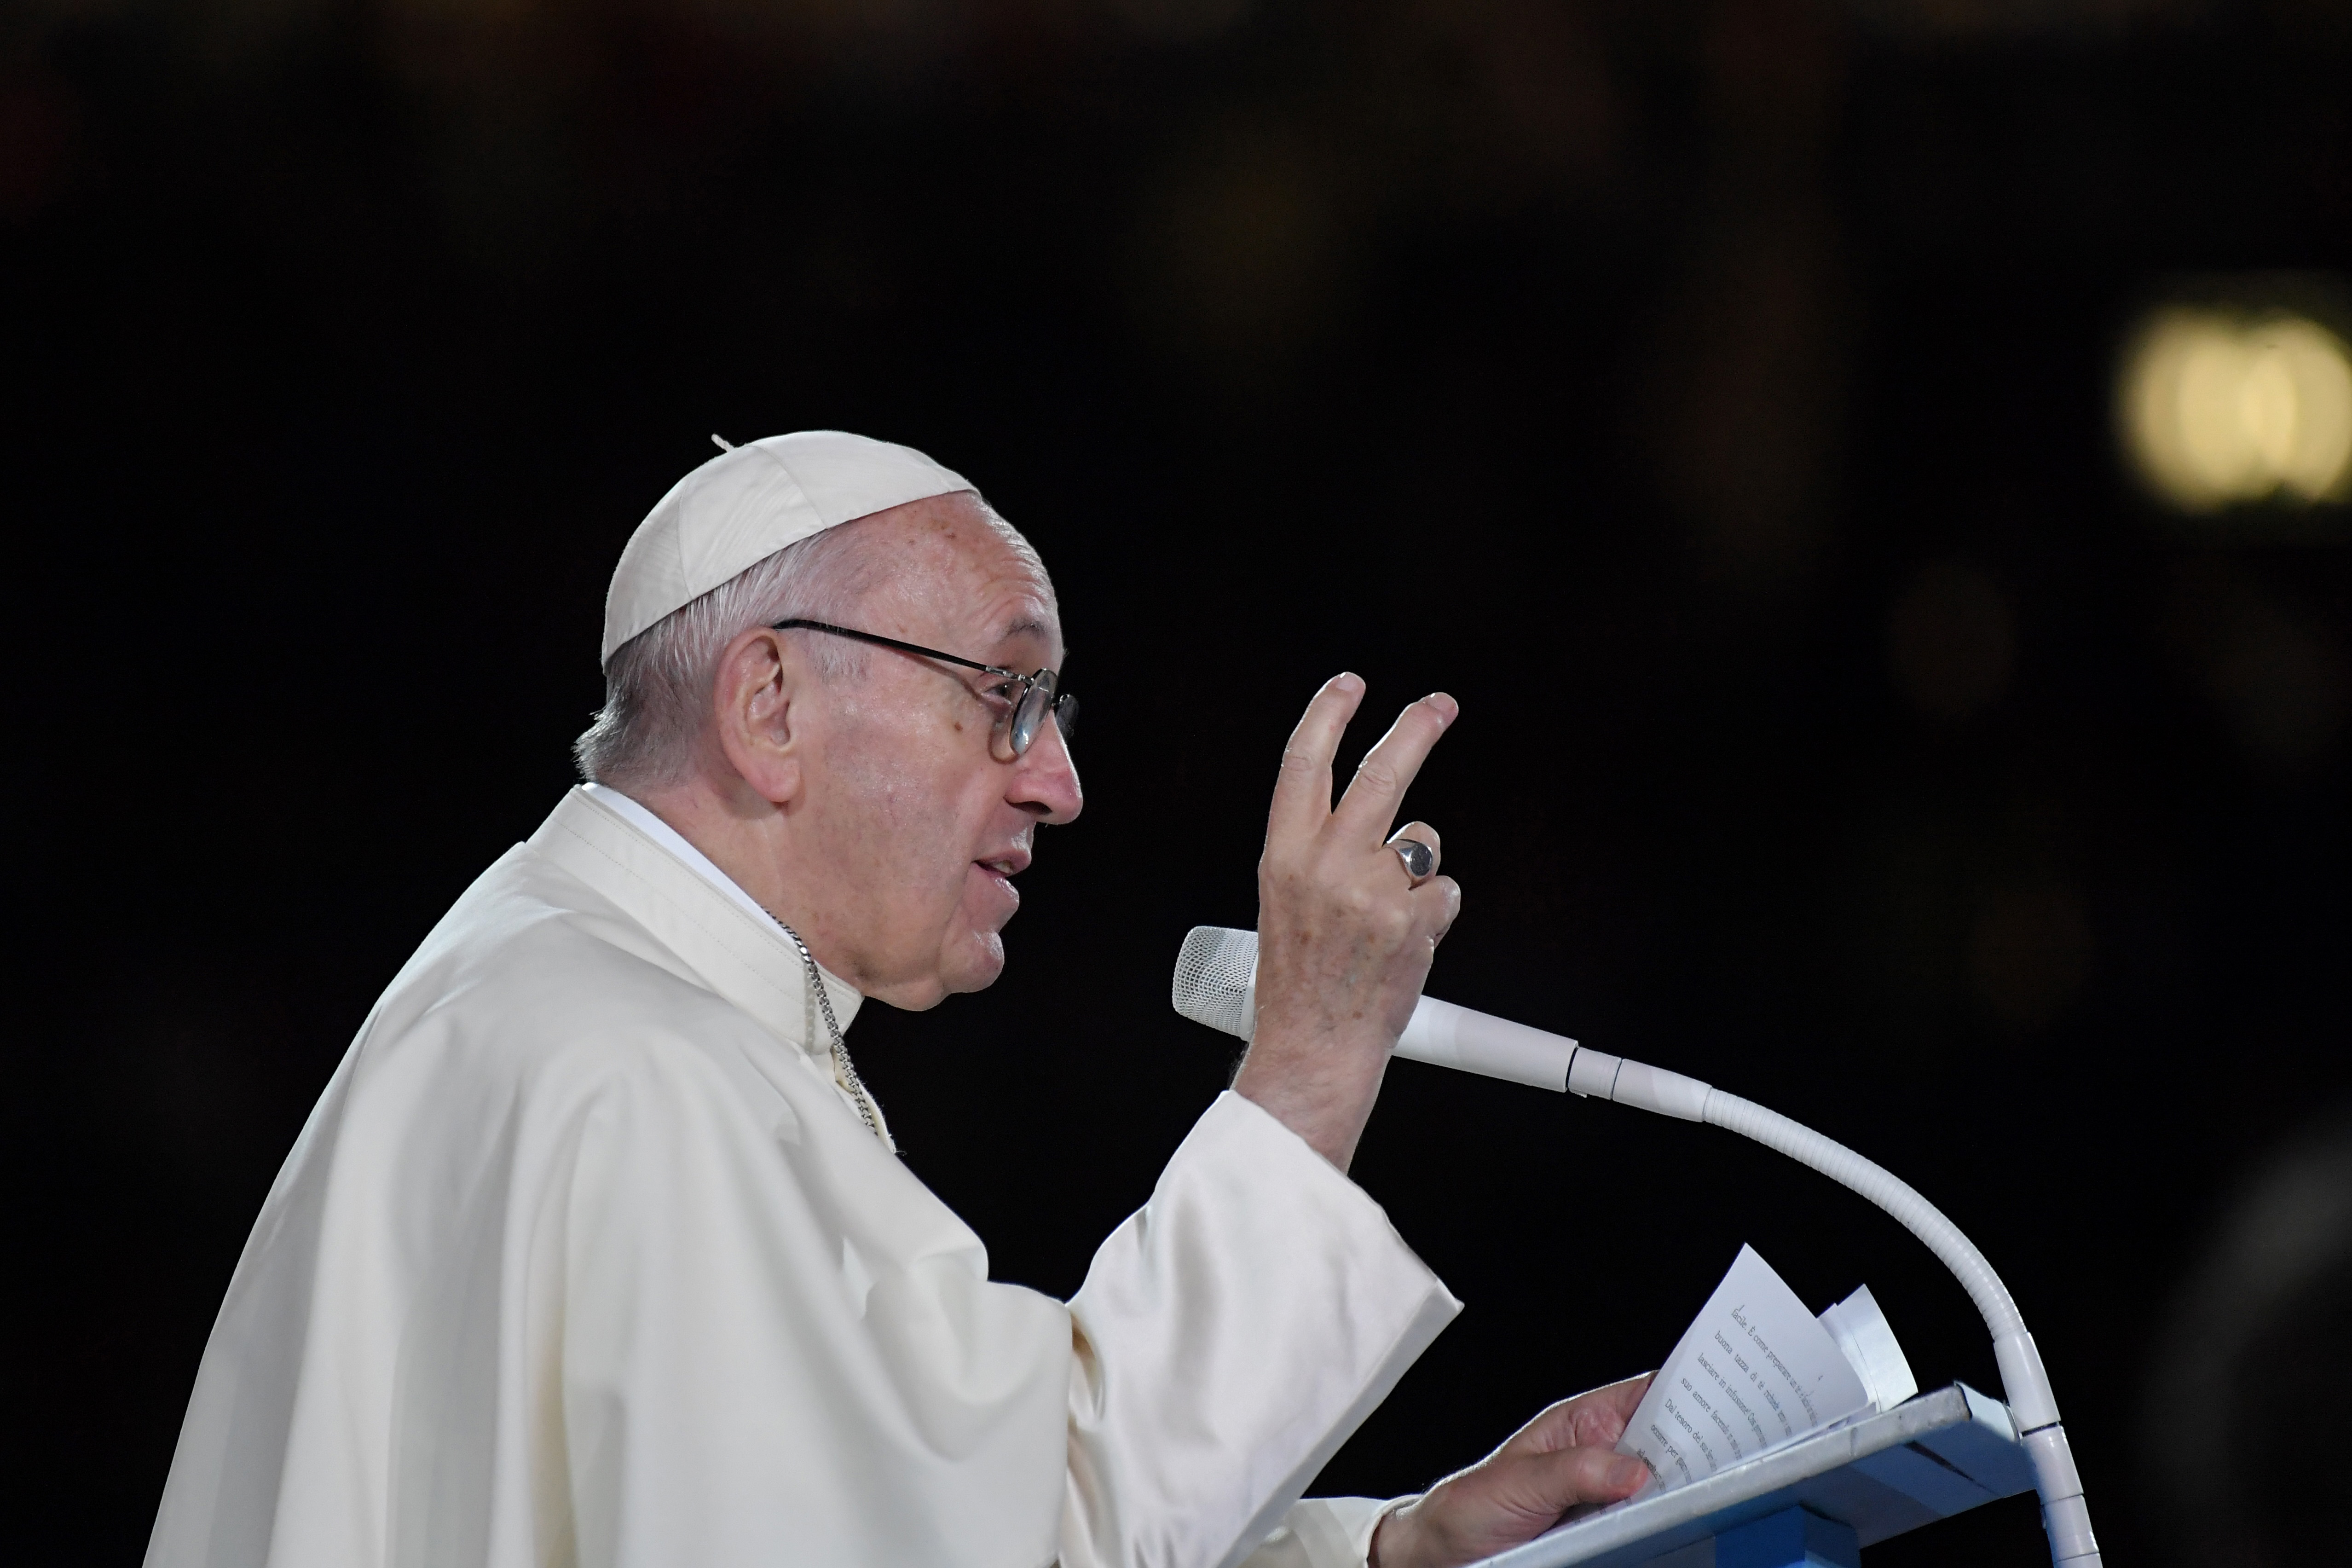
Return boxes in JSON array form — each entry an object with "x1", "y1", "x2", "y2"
[
  {"x1": 1818, "y1": 1284, "x2": 1917, "y2": 1417},
  {"x1": 1615, "y1": 1245, "x2": 1874, "y2": 1493}
]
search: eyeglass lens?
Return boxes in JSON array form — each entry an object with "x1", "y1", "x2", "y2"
[{"x1": 1007, "y1": 677, "x2": 1075, "y2": 757}]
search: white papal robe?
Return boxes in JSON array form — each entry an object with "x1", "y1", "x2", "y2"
[{"x1": 146, "y1": 786, "x2": 1460, "y2": 1568}]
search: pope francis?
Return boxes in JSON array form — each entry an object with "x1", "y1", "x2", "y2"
[{"x1": 144, "y1": 432, "x2": 1652, "y2": 1568}]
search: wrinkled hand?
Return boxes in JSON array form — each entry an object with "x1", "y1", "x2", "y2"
[
  {"x1": 1370, "y1": 1376, "x2": 1656, "y2": 1568},
  {"x1": 1233, "y1": 674, "x2": 1461, "y2": 1170}
]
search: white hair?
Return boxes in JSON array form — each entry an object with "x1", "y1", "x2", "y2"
[{"x1": 573, "y1": 501, "x2": 1048, "y2": 793}]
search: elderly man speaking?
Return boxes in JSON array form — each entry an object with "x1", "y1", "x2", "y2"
[{"x1": 146, "y1": 433, "x2": 1651, "y2": 1568}]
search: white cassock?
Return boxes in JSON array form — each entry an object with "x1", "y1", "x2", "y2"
[{"x1": 146, "y1": 785, "x2": 1461, "y2": 1568}]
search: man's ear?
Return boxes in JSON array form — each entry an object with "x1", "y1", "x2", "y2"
[{"x1": 711, "y1": 627, "x2": 805, "y2": 806}]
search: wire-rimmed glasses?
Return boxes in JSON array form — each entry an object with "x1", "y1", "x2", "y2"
[{"x1": 770, "y1": 619, "x2": 1076, "y2": 761}]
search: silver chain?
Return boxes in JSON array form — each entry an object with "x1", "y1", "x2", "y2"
[{"x1": 771, "y1": 918, "x2": 886, "y2": 1146}]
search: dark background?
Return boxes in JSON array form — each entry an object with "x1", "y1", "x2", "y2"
[{"x1": 5, "y1": 0, "x2": 2348, "y2": 1562}]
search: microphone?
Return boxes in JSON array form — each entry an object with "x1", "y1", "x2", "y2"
[{"x1": 1171, "y1": 925, "x2": 1707, "y2": 1113}]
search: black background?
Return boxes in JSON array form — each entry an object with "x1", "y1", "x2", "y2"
[{"x1": 5, "y1": 0, "x2": 2348, "y2": 1563}]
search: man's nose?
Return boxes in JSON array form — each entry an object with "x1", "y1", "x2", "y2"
[{"x1": 1011, "y1": 718, "x2": 1082, "y2": 824}]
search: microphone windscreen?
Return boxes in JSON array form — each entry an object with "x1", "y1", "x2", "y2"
[{"x1": 1173, "y1": 926, "x2": 1258, "y2": 1039}]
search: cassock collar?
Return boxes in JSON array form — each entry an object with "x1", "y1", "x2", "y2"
[
  {"x1": 527, "y1": 785, "x2": 867, "y2": 1063},
  {"x1": 581, "y1": 781, "x2": 785, "y2": 930}
]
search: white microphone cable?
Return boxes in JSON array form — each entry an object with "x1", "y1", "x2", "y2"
[{"x1": 1172, "y1": 926, "x2": 2099, "y2": 1568}]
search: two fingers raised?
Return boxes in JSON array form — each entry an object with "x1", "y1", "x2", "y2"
[
  {"x1": 1270, "y1": 674, "x2": 1457, "y2": 852},
  {"x1": 1241, "y1": 676, "x2": 1463, "y2": 1171}
]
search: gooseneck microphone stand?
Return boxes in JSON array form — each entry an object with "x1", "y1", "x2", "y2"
[{"x1": 1561, "y1": 1047, "x2": 2099, "y2": 1568}]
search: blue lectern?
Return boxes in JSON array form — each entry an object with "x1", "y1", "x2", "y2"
[{"x1": 1471, "y1": 1383, "x2": 2035, "y2": 1568}]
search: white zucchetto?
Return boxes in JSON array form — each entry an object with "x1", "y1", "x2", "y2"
[{"x1": 602, "y1": 430, "x2": 974, "y2": 665}]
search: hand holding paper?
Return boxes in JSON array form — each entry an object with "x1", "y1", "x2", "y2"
[
  {"x1": 1371, "y1": 1377, "x2": 1654, "y2": 1568},
  {"x1": 1371, "y1": 1245, "x2": 1921, "y2": 1568}
]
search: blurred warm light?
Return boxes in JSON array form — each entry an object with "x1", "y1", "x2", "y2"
[{"x1": 2119, "y1": 307, "x2": 2352, "y2": 511}]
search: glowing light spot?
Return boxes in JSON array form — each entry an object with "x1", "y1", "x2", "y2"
[{"x1": 2119, "y1": 307, "x2": 2352, "y2": 511}]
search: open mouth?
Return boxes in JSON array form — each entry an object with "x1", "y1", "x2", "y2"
[{"x1": 975, "y1": 849, "x2": 1030, "y2": 882}]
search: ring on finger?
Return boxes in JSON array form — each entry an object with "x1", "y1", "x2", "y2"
[{"x1": 1390, "y1": 836, "x2": 1436, "y2": 881}]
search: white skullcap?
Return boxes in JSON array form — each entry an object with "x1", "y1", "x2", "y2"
[{"x1": 602, "y1": 430, "x2": 974, "y2": 666}]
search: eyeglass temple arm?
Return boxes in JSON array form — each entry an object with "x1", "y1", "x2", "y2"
[{"x1": 769, "y1": 619, "x2": 1015, "y2": 680}]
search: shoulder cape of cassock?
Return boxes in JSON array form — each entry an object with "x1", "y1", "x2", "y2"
[{"x1": 145, "y1": 787, "x2": 1461, "y2": 1568}]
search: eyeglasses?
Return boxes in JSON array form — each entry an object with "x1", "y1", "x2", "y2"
[{"x1": 770, "y1": 619, "x2": 1077, "y2": 761}]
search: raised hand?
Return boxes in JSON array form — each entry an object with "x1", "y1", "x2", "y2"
[
  {"x1": 1370, "y1": 1376, "x2": 1656, "y2": 1568},
  {"x1": 1233, "y1": 674, "x2": 1462, "y2": 1170}
]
